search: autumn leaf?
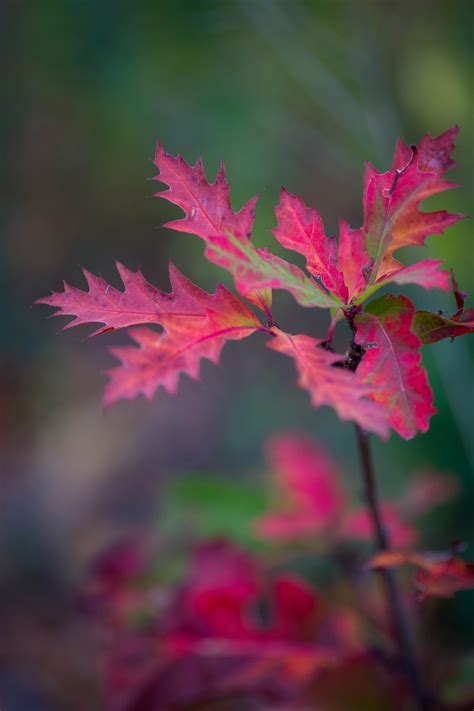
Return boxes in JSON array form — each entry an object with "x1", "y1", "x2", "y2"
[
  {"x1": 369, "y1": 550, "x2": 474, "y2": 600},
  {"x1": 355, "y1": 294, "x2": 435, "y2": 439},
  {"x1": 104, "y1": 283, "x2": 260, "y2": 407},
  {"x1": 413, "y1": 310, "x2": 474, "y2": 344},
  {"x1": 366, "y1": 259, "x2": 450, "y2": 296},
  {"x1": 365, "y1": 127, "x2": 462, "y2": 279},
  {"x1": 37, "y1": 261, "x2": 261, "y2": 406},
  {"x1": 153, "y1": 143, "x2": 337, "y2": 310},
  {"x1": 267, "y1": 330, "x2": 389, "y2": 438},
  {"x1": 35, "y1": 261, "x2": 236, "y2": 335},
  {"x1": 273, "y1": 188, "x2": 347, "y2": 301},
  {"x1": 254, "y1": 434, "x2": 346, "y2": 540},
  {"x1": 254, "y1": 434, "x2": 454, "y2": 548},
  {"x1": 339, "y1": 127, "x2": 462, "y2": 302},
  {"x1": 413, "y1": 271, "x2": 474, "y2": 344},
  {"x1": 337, "y1": 221, "x2": 369, "y2": 301}
]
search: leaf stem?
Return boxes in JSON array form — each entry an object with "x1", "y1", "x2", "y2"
[{"x1": 354, "y1": 425, "x2": 433, "y2": 711}]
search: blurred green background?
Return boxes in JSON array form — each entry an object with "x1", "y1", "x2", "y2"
[{"x1": 1, "y1": 0, "x2": 473, "y2": 708}]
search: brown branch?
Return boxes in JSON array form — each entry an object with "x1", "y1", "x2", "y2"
[
  {"x1": 355, "y1": 426, "x2": 432, "y2": 711},
  {"x1": 338, "y1": 306, "x2": 432, "y2": 709}
]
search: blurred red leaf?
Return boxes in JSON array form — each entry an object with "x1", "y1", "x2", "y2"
[
  {"x1": 101, "y1": 540, "x2": 350, "y2": 710},
  {"x1": 343, "y1": 504, "x2": 417, "y2": 549},
  {"x1": 369, "y1": 550, "x2": 474, "y2": 600},
  {"x1": 254, "y1": 434, "x2": 346, "y2": 540},
  {"x1": 254, "y1": 434, "x2": 457, "y2": 549}
]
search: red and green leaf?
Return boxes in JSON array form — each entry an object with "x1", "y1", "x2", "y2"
[
  {"x1": 340, "y1": 127, "x2": 462, "y2": 302},
  {"x1": 104, "y1": 286, "x2": 260, "y2": 406},
  {"x1": 37, "y1": 262, "x2": 261, "y2": 406},
  {"x1": 37, "y1": 127, "x2": 466, "y2": 432},
  {"x1": 365, "y1": 127, "x2": 461, "y2": 279},
  {"x1": 35, "y1": 261, "x2": 238, "y2": 335},
  {"x1": 355, "y1": 295, "x2": 435, "y2": 439},
  {"x1": 413, "y1": 309, "x2": 474, "y2": 344},
  {"x1": 267, "y1": 330, "x2": 389, "y2": 438},
  {"x1": 153, "y1": 144, "x2": 336, "y2": 310},
  {"x1": 413, "y1": 272, "x2": 474, "y2": 344},
  {"x1": 273, "y1": 188, "x2": 347, "y2": 301}
]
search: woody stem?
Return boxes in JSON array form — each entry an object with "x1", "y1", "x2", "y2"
[{"x1": 354, "y1": 425, "x2": 432, "y2": 711}]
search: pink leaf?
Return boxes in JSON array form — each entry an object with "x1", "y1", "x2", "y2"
[
  {"x1": 413, "y1": 309, "x2": 474, "y2": 344},
  {"x1": 103, "y1": 278, "x2": 260, "y2": 406},
  {"x1": 35, "y1": 261, "x2": 197, "y2": 336},
  {"x1": 355, "y1": 295, "x2": 436, "y2": 439},
  {"x1": 374, "y1": 259, "x2": 450, "y2": 292},
  {"x1": 338, "y1": 127, "x2": 462, "y2": 301},
  {"x1": 37, "y1": 261, "x2": 261, "y2": 406},
  {"x1": 273, "y1": 188, "x2": 347, "y2": 301},
  {"x1": 365, "y1": 126, "x2": 462, "y2": 280},
  {"x1": 153, "y1": 144, "x2": 335, "y2": 310},
  {"x1": 255, "y1": 434, "x2": 346, "y2": 540},
  {"x1": 267, "y1": 330, "x2": 389, "y2": 438},
  {"x1": 337, "y1": 221, "x2": 370, "y2": 300}
]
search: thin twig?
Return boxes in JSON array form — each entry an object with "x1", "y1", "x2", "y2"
[
  {"x1": 355, "y1": 425, "x2": 433, "y2": 711},
  {"x1": 339, "y1": 307, "x2": 432, "y2": 709}
]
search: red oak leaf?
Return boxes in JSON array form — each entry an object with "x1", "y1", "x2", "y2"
[
  {"x1": 337, "y1": 221, "x2": 368, "y2": 300},
  {"x1": 369, "y1": 550, "x2": 474, "y2": 600},
  {"x1": 103, "y1": 280, "x2": 261, "y2": 406},
  {"x1": 413, "y1": 309, "x2": 474, "y2": 344},
  {"x1": 35, "y1": 261, "x2": 239, "y2": 335},
  {"x1": 366, "y1": 127, "x2": 462, "y2": 278},
  {"x1": 372, "y1": 259, "x2": 450, "y2": 292},
  {"x1": 364, "y1": 126, "x2": 461, "y2": 277},
  {"x1": 355, "y1": 294, "x2": 435, "y2": 439},
  {"x1": 254, "y1": 434, "x2": 346, "y2": 540},
  {"x1": 339, "y1": 127, "x2": 462, "y2": 301},
  {"x1": 273, "y1": 188, "x2": 347, "y2": 301},
  {"x1": 37, "y1": 261, "x2": 261, "y2": 406},
  {"x1": 153, "y1": 143, "x2": 336, "y2": 310},
  {"x1": 413, "y1": 271, "x2": 474, "y2": 344},
  {"x1": 267, "y1": 330, "x2": 389, "y2": 438}
]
